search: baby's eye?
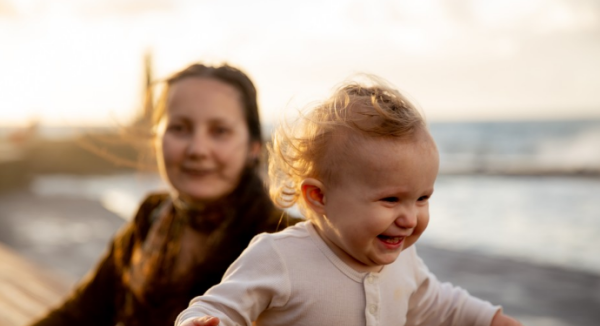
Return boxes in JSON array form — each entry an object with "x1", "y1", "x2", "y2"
[
  {"x1": 417, "y1": 195, "x2": 430, "y2": 202},
  {"x1": 380, "y1": 197, "x2": 399, "y2": 203}
]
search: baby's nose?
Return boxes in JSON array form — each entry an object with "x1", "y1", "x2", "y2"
[{"x1": 395, "y1": 205, "x2": 418, "y2": 229}]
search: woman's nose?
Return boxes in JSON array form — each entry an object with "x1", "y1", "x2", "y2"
[
  {"x1": 395, "y1": 204, "x2": 418, "y2": 229},
  {"x1": 186, "y1": 131, "x2": 210, "y2": 157}
]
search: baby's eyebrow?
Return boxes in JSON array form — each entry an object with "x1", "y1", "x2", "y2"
[
  {"x1": 372, "y1": 185, "x2": 435, "y2": 198},
  {"x1": 372, "y1": 186, "x2": 411, "y2": 197}
]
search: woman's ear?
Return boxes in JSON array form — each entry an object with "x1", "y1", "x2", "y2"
[
  {"x1": 249, "y1": 141, "x2": 261, "y2": 161},
  {"x1": 301, "y1": 178, "x2": 326, "y2": 215}
]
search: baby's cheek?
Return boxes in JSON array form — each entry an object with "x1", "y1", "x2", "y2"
[
  {"x1": 405, "y1": 214, "x2": 429, "y2": 249},
  {"x1": 414, "y1": 213, "x2": 430, "y2": 236}
]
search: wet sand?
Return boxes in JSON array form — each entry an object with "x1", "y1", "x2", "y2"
[
  {"x1": 417, "y1": 245, "x2": 600, "y2": 326},
  {"x1": 1, "y1": 190, "x2": 599, "y2": 326}
]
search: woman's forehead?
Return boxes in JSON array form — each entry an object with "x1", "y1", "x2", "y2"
[
  {"x1": 168, "y1": 77, "x2": 241, "y2": 104},
  {"x1": 165, "y1": 78, "x2": 244, "y2": 119}
]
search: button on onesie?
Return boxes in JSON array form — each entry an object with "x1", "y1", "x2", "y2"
[{"x1": 364, "y1": 273, "x2": 380, "y2": 326}]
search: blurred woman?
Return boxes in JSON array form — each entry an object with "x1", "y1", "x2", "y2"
[{"x1": 30, "y1": 63, "x2": 298, "y2": 326}]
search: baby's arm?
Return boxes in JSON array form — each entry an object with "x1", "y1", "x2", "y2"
[
  {"x1": 406, "y1": 248, "x2": 521, "y2": 325},
  {"x1": 175, "y1": 235, "x2": 290, "y2": 326}
]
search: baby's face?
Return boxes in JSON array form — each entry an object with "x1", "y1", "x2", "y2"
[{"x1": 315, "y1": 132, "x2": 439, "y2": 273}]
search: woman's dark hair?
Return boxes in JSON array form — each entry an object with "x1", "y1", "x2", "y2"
[{"x1": 153, "y1": 63, "x2": 263, "y2": 144}]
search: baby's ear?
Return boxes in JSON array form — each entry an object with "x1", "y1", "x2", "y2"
[{"x1": 301, "y1": 178, "x2": 326, "y2": 215}]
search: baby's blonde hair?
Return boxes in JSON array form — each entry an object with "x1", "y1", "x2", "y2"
[{"x1": 268, "y1": 75, "x2": 426, "y2": 218}]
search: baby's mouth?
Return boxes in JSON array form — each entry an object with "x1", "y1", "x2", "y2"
[{"x1": 377, "y1": 235, "x2": 404, "y2": 244}]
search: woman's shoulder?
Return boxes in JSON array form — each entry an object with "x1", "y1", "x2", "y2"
[
  {"x1": 110, "y1": 193, "x2": 170, "y2": 267},
  {"x1": 135, "y1": 192, "x2": 169, "y2": 216},
  {"x1": 130, "y1": 192, "x2": 170, "y2": 233},
  {"x1": 138, "y1": 192, "x2": 170, "y2": 210}
]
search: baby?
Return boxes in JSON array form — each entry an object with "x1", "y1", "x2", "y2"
[{"x1": 175, "y1": 76, "x2": 521, "y2": 326}]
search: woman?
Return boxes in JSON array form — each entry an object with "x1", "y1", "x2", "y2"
[{"x1": 30, "y1": 63, "x2": 298, "y2": 326}]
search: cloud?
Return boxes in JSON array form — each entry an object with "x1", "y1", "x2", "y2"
[
  {"x1": 2, "y1": 0, "x2": 599, "y2": 125},
  {"x1": 78, "y1": 0, "x2": 179, "y2": 17},
  {"x1": 0, "y1": 0, "x2": 17, "y2": 17},
  {"x1": 0, "y1": 0, "x2": 181, "y2": 19}
]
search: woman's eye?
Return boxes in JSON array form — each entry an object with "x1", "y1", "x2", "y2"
[
  {"x1": 381, "y1": 197, "x2": 399, "y2": 203},
  {"x1": 212, "y1": 126, "x2": 231, "y2": 137},
  {"x1": 167, "y1": 124, "x2": 186, "y2": 133}
]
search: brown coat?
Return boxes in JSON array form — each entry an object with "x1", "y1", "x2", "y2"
[{"x1": 30, "y1": 173, "x2": 300, "y2": 326}]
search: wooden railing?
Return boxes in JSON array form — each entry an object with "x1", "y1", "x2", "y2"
[{"x1": 0, "y1": 244, "x2": 73, "y2": 326}]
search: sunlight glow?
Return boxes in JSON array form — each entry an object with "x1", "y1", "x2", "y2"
[{"x1": 1, "y1": 0, "x2": 599, "y2": 127}]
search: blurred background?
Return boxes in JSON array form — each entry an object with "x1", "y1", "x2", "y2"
[{"x1": 1, "y1": 0, "x2": 599, "y2": 325}]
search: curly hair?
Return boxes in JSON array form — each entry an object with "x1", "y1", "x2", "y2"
[{"x1": 268, "y1": 75, "x2": 427, "y2": 218}]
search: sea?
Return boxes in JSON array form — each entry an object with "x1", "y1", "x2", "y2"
[{"x1": 7, "y1": 120, "x2": 600, "y2": 275}]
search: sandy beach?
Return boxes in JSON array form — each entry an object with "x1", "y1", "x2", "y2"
[{"x1": 1, "y1": 189, "x2": 599, "y2": 326}]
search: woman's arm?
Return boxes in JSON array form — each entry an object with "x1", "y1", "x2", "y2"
[{"x1": 28, "y1": 224, "x2": 134, "y2": 326}]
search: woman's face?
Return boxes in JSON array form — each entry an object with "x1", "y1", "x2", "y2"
[{"x1": 155, "y1": 77, "x2": 260, "y2": 203}]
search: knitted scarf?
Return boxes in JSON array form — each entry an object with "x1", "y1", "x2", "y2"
[{"x1": 124, "y1": 169, "x2": 269, "y2": 303}]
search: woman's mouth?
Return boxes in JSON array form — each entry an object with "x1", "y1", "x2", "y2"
[{"x1": 181, "y1": 167, "x2": 213, "y2": 176}]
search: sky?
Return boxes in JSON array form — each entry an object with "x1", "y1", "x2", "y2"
[{"x1": 1, "y1": 0, "x2": 599, "y2": 127}]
